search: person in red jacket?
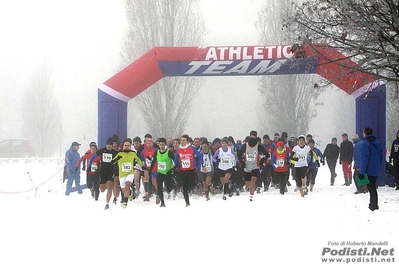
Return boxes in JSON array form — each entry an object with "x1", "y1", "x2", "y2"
[
  {"x1": 76, "y1": 142, "x2": 100, "y2": 200},
  {"x1": 271, "y1": 141, "x2": 291, "y2": 195},
  {"x1": 173, "y1": 134, "x2": 202, "y2": 207}
]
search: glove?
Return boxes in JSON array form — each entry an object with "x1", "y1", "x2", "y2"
[
  {"x1": 82, "y1": 166, "x2": 86, "y2": 171},
  {"x1": 339, "y1": 161, "x2": 342, "y2": 165},
  {"x1": 358, "y1": 173, "x2": 365, "y2": 180},
  {"x1": 74, "y1": 166, "x2": 78, "y2": 173},
  {"x1": 322, "y1": 161, "x2": 325, "y2": 166},
  {"x1": 293, "y1": 157, "x2": 299, "y2": 162},
  {"x1": 316, "y1": 160, "x2": 320, "y2": 167}
]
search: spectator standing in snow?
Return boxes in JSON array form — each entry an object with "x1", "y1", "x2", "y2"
[
  {"x1": 323, "y1": 137, "x2": 340, "y2": 186},
  {"x1": 339, "y1": 133, "x2": 354, "y2": 186},
  {"x1": 359, "y1": 127, "x2": 384, "y2": 211},
  {"x1": 65, "y1": 141, "x2": 82, "y2": 195},
  {"x1": 389, "y1": 130, "x2": 399, "y2": 190}
]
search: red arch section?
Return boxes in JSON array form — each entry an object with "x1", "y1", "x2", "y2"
[{"x1": 99, "y1": 45, "x2": 380, "y2": 101}]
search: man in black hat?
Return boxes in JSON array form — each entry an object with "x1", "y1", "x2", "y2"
[
  {"x1": 65, "y1": 141, "x2": 82, "y2": 195},
  {"x1": 340, "y1": 133, "x2": 354, "y2": 186}
]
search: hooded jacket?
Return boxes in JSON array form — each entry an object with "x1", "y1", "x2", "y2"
[{"x1": 360, "y1": 134, "x2": 384, "y2": 177}]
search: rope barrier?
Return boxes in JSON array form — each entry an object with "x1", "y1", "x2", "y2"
[{"x1": 0, "y1": 164, "x2": 64, "y2": 195}]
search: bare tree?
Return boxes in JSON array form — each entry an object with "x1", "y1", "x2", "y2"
[
  {"x1": 387, "y1": 85, "x2": 399, "y2": 143},
  {"x1": 22, "y1": 63, "x2": 62, "y2": 157},
  {"x1": 283, "y1": 0, "x2": 399, "y2": 94},
  {"x1": 256, "y1": 0, "x2": 325, "y2": 135},
  {"x1": 120, "y1": 0, "x2": 205, "y2": 138}
]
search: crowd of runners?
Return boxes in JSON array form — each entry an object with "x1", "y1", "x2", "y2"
[{"x1": 63, "y1": 129, "x2": 399, "y2": 210}]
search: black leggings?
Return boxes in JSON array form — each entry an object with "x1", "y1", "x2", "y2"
[
  {"x1": 156, "y1": 172, "x2": 173, "y2": 205},
  {"x1": 180, "y1": 170, "x2": 195, "y2": 204}
]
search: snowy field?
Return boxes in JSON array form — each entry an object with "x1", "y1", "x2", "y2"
[{"x1": 1, "y1": 158, "x2": 398, "y2": 266}]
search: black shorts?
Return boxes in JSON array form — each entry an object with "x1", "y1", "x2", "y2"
[
  {"x1": 100, "y1": 170, "x2": 115, "y2": 184},
  {"x1": 295, "y1": 166, "x2": 308, "y2": 187},
  {"x1": 217, "y1": 168, "x2": 233, "y2": 178},
  {"x1": 243, "y1": 169, "x2": 260, "y2": 181}
]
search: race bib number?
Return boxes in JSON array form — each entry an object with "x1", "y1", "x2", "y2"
[
  {"x1": 395, "y1": 145, "x2": 399, "y2": 153},
  {"x1": 121, "y1": 163, "x2": 132, "y2": 172},
  {"x1": 102, "y1": 153, "x2": 112, "y2": 163},
  {"x1": 91, "y1": 163, "x2": 98, "y2": 172},
  {"x1": 276, "y1": 159, "x2": 284, "y2": 167},
  {"x1": 158, "y1": 162, "x2": 166, "y2": 171},
  {"x1": 246, "y1": 154, "x2": 256, "y2": 161},
  {"x1": 220, "y1": 158, "x2": 231, "y2": 166},
  {"x1": 298, "y1": 154, "x2": 306, "y2": 161},
  {"x1": 145, "y1": 158, "x2": 152, "y2": 167},
  {"x1": 181, "y1": 159, "x2": 191, "y2": 169}
]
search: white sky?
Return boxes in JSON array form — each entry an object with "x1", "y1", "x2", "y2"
[{"x1": 0, "y1": 0, "x2": 354, "y2": 150}]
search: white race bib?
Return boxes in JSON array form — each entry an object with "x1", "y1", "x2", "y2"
[
  {"x1": 158, "y1": 162, "x2": 166, "y2": 171},
  {"x1": 91, "y1": 163, "x2": 98, "y2": 172},
  {"x1": 246, "y1": 154, "x2": 256, "y2": 161},
  {"x1": 181, "y1": 159, "x2": 191, "y2": 169},
  {"x1": 298, "y1": 154, "x2": 306, "y2": 161},
  {"x1": 102, "y1": 153, "x2": 112, "y2": 163},
  {"x1": 220, "y1": 157, "x2": 231, "y2": 167},
  {"x1": 121, "y1": 163, "x2": 132, "y2": 172},
  {"x1": 276, "y1": 159, "x2": 284, "y2": 167}
]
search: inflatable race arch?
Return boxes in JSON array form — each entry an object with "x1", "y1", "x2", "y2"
[{"x1": 98, "y1": 45, "x2": 387, "y2": 184}]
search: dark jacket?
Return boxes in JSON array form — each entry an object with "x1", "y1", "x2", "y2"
[
  {"x1": 360, "y1": 134, "x2": 384, "y2": 177},
  {"x1": 339, "y1": 139, "x2": 354, "y2": 162},
  {"x1": 323, "y1": 143, "x2": 340, "y2": 162},
  {"x1": 389, "y1": 131, "x2": 399, "y2": 161}
]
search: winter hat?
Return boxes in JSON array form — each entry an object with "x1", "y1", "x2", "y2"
[
  {"x1": 213, "y1": 138, "x2": 221, "y2": 144},
  {"x1": 263, "y1": 134, "x2": 270, "y2": 140},
  {"x1": 250, "y1": 130, "x2": 257, "y2": 137},
  {"x1": 227, "y1": 136, "x2": 235, "y2": 143},
  {"x1": 332, "y1": 137, "x2": 337, "y2": 142},
  {"x1": 297, "y1": 135, "x2": 305, "y2": 140},
  {"x1": 290, "y1": 134, "x2": 296, "y2": 138},
  {"x1": 276, "y1": 141, "x2": 285, "y2": 147},
  {"x1": 89, "y1": 142, "x2": 97, "y2": 147},
  {"x1": 106, "y1": 138, "x2": 113, "y2": 145}
]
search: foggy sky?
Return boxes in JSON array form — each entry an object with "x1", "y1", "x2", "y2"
[{"x1": 0, "y1": 0, "x2": 354, "y2": 155}]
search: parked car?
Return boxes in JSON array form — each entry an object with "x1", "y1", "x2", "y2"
[{"x1": 0, "y1": 139, "x2": 35, "y2": 158}]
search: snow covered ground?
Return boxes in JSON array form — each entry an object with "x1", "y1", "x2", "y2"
[{"x1": 1, "y1": 158, "x2": 398, "y2": 266}]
